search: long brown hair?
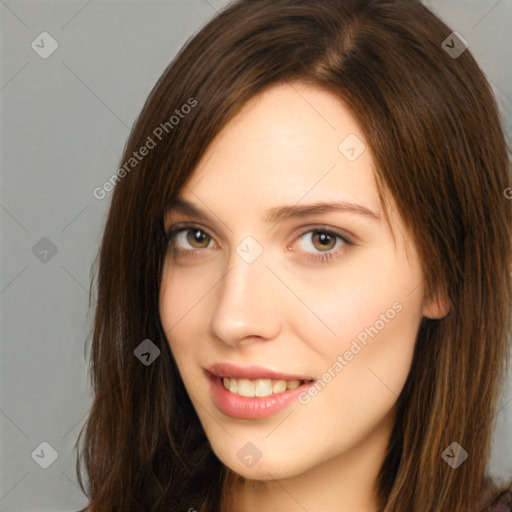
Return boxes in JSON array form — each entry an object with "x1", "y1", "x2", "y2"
[{"x1": 76, "y1": 0, "x2": 512, "y2": 510}]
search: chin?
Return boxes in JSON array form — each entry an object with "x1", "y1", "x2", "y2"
[
  {"x1": 212, "y1": 442, "x2": 311, "y2": 481},
  {"x1": 231, "y1": 462, "x2": 301, "y2": 481}
]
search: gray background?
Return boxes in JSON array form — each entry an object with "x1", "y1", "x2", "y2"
[{"x1": 1, "y1": 1, "x2": 511, "y2": 510}]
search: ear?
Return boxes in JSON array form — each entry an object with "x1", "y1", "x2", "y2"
[{"x1": 422, "y1": 289, "x2": 451, "y2": 320}]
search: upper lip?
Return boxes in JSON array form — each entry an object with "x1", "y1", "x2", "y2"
[{"x1": 206, "y1": 362, "x2": 314, "y2": 381}]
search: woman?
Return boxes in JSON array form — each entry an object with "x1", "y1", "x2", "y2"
[{"x1": 75, "y1": 0, "x2": 512, "y2": 510}]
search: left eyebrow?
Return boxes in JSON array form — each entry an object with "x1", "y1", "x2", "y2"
[
  {"x1": 165, "y1": 197, "x2": 381, "y2": 224},
  {"x1": 263, "y1": 201, "x2": 380, "y2": 223}
]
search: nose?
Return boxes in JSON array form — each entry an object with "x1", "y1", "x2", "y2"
[{"x1": 208, "y1": 247, "x2": 283, "y2": 347}]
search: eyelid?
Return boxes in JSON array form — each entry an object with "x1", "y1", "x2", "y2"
[
  {"x1": 292, "y1": 224, "x2": 356, "y2": 243},
  {"x1": 166, "y1": 221, "x2": 219, "y2": 242},
  {"x1": 165, "y1": 222, "x2": 357, "y2": 262},
  {"x1": 165, "y1": 222, "x2": 355, "y2": 244},
  {"x1": 166, "y1": 215, "x2": 358, "y2": 233}
]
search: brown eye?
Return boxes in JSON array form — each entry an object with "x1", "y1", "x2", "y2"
[
  {"x1": 166, "y1": 226, "x2": 215, "y2": 253},
  {"x1": 311, "y1": 231, "x2": 337, "y2": 252},
  {"x1": 185, "y1": 228, "x2": 211, "y2": 249},
  {"x1": 292, "y1": 228, "x2": 353, "y2": 264}
]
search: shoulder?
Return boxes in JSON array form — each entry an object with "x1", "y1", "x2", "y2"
[{"x1": 478, "y1": 481, "x2": 512, "y2": 512}]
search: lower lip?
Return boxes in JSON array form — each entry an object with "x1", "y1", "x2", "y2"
[{"x1": 207, "y1": 372, "x2": 315, "y2": 419}]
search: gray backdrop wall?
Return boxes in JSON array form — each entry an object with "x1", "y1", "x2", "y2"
[{"x1": 1, "y1": 1, "x2": 511, "y2": 511}]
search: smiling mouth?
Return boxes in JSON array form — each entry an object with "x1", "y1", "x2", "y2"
[{"x1": 220, "y1": 377, "x2": 314, "y2": 398}]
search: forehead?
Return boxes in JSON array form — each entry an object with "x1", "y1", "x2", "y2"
[{"x1": 183, "y1": 82, "x2": 382, "y2": 218}]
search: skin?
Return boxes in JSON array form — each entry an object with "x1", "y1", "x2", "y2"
[{"x1": 159, "y1": 81, "x2": 450, "y2": 512}]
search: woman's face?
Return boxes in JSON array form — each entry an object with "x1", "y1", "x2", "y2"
[{"x1": 159, "y1": 82, "x2": 446, "y2": 483}]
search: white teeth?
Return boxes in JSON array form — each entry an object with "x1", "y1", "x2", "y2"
[
  {"x1": 224, "y1": 377, "x2": 239, "y2": 394},
  {"x1": 287, "y1": 379, "x2": 300, "y2": 390},
  {"x1": 221, "y1": 377, "x2": 308, "y2": 397},
  {"x1": 237, "y1": 379, "x2": 255, "y2": 397},
  {"x1": 272, "y1": 380, "x2": 287, "y2": 394},
  {"x1": 255, "y1": 379, "x2": 273, "y2": 397}
]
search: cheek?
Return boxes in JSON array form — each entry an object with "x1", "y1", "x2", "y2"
[
  {"x1": 326, "y1": 301, "x2": 420, "y2": 407},
  {"x1": 159, "y1": 278, "x2": 209, "y2": 409},
  {"x1": 158, "y1": 264, "x2": 210, "y2": 371},
  {"x1": 283, "y1": 303, "x2": 420, "y2": 470},
  {"x1": 159, "y1": 259, "x2": 217, "y2": 335},
  {"x1": 294, "y1": 275, "x2": 422, "y2": 440},
  {"x1": 295, "y1": 288, "x2": 420, "y2": 410},
  {"x1": 282, "y1": 247, "x2": 422, "y2": 362},
  {"x1": 284, "y1": 245, "x2": 423, "y2": 421}
]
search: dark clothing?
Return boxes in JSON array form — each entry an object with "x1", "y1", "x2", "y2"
[
  {"x1": 75, "y1": 486, "x2": 512, "y2": 511},
  {"x1": 482, "y1": 487, "x2": 512, "y2": 511}
]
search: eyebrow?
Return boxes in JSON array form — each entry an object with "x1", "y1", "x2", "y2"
[{"x1": 166, "y1": 197, "x2": 381, "y2": 224}]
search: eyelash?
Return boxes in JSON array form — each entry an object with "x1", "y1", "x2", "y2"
[{"x1": 165, "y1": 224, "x2": 354, "y2": 264}]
